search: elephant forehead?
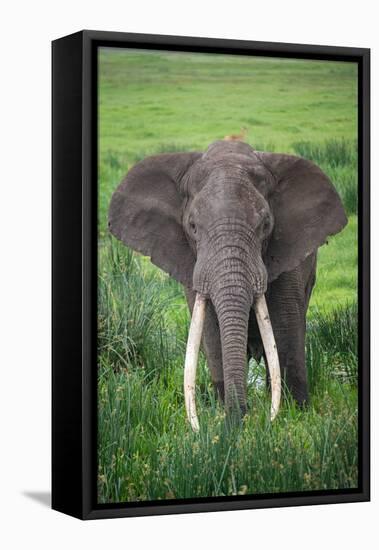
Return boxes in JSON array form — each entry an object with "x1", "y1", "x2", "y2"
[
  {"x1": 193, "y1": 179, "x2": 269, "y2": 220},
  {"x1": 186, "y1": 157, "x2": 275, "y2": 199},
  {"x1": 203, "y1": 139, "x2": 256, "y2": 158}
]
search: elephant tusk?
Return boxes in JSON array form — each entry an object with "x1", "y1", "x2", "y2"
[
  {"x1": 253, "y1": 294, "x2": 281, "y2": 420},
  {"x1": 184, "y1": 293, "x2": 206, "y2": 432}
]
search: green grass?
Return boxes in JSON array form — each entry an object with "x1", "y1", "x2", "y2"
[
  {"x1": 97, "y1": 49, "x2": 358, "y2": 503},
  {"x1": 98, "y1": 366, "x2": 357, "y2": 502}
]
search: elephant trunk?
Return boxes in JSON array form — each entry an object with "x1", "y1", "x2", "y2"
[
  {"x1": 184, "y1": 225, "x2": 281, "y2": 430},
  {"x1": 183, "y1": 290, "x2": 281, "y2": 429},
  {"x1": 211, "y1": 273, "x2": 281, "y2": 419},
  {"x1": 210, "y1": 272, "x2": 253, "y2": 416}
]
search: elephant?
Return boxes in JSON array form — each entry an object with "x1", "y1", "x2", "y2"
[{"x1": 108, "y1": 140, "x2": 347, "y2": 430}]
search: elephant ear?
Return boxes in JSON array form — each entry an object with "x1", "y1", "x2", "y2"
[
  {"x1": 108, "y1": 152, "x2": 202, "y2": 287},
  {"x1": 257, "y1": 152, "x2": 348, "y2": 282}
]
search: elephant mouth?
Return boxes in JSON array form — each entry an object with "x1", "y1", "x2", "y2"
[{"x1": 183, "y1": 292, "x2": 281, "y2": 431}]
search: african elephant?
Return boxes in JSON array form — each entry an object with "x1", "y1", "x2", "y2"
[{"x1": 108, "y1": 140, "x2": 347, "y2": 429}]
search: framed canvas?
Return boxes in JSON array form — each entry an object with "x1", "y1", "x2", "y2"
[{"x1": 52, "y1": 30, "x2": 370, "y2": 520}]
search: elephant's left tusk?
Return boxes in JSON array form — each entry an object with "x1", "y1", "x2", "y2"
[
  {"x1": 184, "y1": 293, "x2": 206, "y2": 432},
  {"x1": 253, "y1": 294, "x2": 281, "y2": 420}
]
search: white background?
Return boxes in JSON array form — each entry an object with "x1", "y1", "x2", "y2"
[{"x1": 1, "y1": 1, "x2": 377, "y2": 548}]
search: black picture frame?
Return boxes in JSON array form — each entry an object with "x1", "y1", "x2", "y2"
[{"x1": 52, "y1": 30, "x2": 370, "y2": 520}]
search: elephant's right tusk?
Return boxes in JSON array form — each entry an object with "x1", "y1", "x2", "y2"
[
  {"x1": 184, "y1": 293, "x2": 206, "y2": 432},
  {"x1": 253, "y1": 294, "x2": 281, "y2": 420}
]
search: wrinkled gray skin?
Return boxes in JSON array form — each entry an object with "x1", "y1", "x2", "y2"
[{"x1": 109, "y1": 141, "x2": 347, "y2": 415}]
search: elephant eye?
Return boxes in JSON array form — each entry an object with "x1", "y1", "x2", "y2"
[
  {"x1": 189, "y1": 220, "x2": 197, "y2": 235},
  {"x1": 262, "y1": 217, "x2": 271, "y2": 234}
]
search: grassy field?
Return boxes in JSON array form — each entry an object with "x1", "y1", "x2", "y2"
[{"x1": 97, "y1": 49, "x2": 358, "y2": 503}]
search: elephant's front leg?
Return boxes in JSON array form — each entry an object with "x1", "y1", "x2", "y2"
[
  {"x1": 184, "y1": 288, "x2": 224, "y2": 402},
  {"x1": 265, "y1": 268, "x2": 310, "y2": 406},
  {"x1": 273, "y1": 323, "x2": 308, "y2": 406}
]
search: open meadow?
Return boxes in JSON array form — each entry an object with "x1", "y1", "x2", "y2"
[{"x1": 97, "y1": 49, "x2": 358, "y2": 503}]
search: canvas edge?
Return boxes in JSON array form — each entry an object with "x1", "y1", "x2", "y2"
[{"x1": 52, "y1": 30, "x2": 370, "y2": 520}]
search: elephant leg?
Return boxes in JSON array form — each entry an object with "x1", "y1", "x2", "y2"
[
  {"x1": 184, "y1": 287, "x2": 224, "y2": 402},
  {"x1": 263, "y1": 254, "x2": 317, "y2": 406}
]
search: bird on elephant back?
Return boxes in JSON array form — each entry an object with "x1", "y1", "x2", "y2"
[{"x1": 108, "y1": 139, "x2": 347, "y2": 430}]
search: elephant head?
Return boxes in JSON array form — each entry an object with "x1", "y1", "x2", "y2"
[{"x1": 108, "y1": 140, "x2": 347, "y2": 429}]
